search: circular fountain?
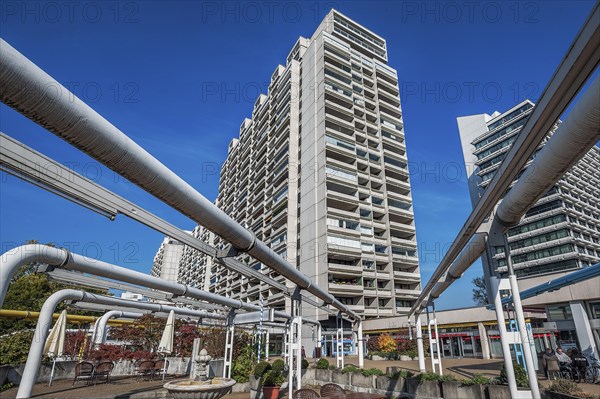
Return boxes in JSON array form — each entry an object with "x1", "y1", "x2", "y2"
[{"x1": 164, "y1": 348, "x2": 236, "y2": 399}]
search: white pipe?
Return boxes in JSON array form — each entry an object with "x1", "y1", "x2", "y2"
[
  {"x1": 0, "y1": 39, "x2": 358, "y2": 320},
  {"x1": 415, "y1": 315, "x2": 425, "y2": 372},
  {"x1": 94, "y1": 311, "x2": 143, "y2": 346},
  {"x1": 16, "y1": 289, "x2": 227, "y2": 398},
  {"x1": 497, "y1": 75, "x2": 600, "y2": 227},
  {"x1": 491, "y1": 278, "x2": 518, "y2": 399},
  {"x1": 430, "y1": 233, "x2": 487, "y2": 300},
  {"x1": 357, "y1": 320, "x2": 364, "y2": 369},
  {"x1": 509, "y1": 275, "x2": 541, "y2": 399},
  {"x1": 0, "y1": 245, "x2": 67, "y2": 306}
]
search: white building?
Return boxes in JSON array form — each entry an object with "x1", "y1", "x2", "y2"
[
  {"x1": 457, "y1": 101, "x2": 600, "y2": 357},
  {"x1": 178, "y1": 10, "x2": 422, "y2": 336},
  {"x1": 151, "y1": 235, "x2": 188, "y2": 283}
]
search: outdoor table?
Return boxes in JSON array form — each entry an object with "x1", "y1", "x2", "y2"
[{"x1": 324, "y1": 394, "x2": 385, "y2": 399}]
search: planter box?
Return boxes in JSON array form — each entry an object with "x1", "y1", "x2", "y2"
[
  {"x1": 406, "y1": 377, "x2": 441, "y2": 398},
  {"x1": 371, "y1": 355, "x2": 386, "y2": 361},
  {"x1": 486, "y1": 384, "x2": 512, "y2": 399},
  {"x1": 352, "y1": 372, "x2": 375, "y2": 388},
  {"x1": 399, "y1": 355, "x2": 412, "y2": 361},
  {"x1": 314, "y1": 369, "x2": 331, "y2": 382},
  {"x1": 250, "y1": 375, "x2": 262, "y2": 391},
  {"x1": 332, "y1": 370, "x2": 350, "y2": 385},
  {"x1": 232, "y1": 382, "x2": 249, "y2": 393},
  {"x1": 376, "y1": 375, "x2": 405, "y2": 393},
  {"x1": 441, "y1": 381, "x2": 485, "y2": 399},
  {"x1": 544, "y1": 391, "x2": 583, "y2": 399}
]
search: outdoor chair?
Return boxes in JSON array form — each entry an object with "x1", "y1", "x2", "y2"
[
  {"x1": 72, "y1": 361, "x2": 95, "y2": 386},
  {"x1": 93, "y1": 361, "x2": 115, "y2": 385},
  {"x1": 136, "y1": 360, "x2": 156, "y2": 381},
  {"x1": 153, "y1": 359, "x2": 168, "y2": 380},
  {"x1": 293, "y1": 389, "x2": 320, "y2": 399},
  {"x1": 320, "y1": 383, "x2": 344, "y2": 397}
]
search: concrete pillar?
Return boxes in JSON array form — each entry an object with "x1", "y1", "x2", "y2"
[
  {"x1": 570, "y1": 301, "x2": 598, "y2": 358},
  {"x1": 478, "y1": 322, "x2": 491, "y2": 359}
]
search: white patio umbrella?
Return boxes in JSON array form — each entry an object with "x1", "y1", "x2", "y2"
[
  {"x1": 43, "y1": 309, "x2": 67, "y2": 386},
  {"x1": 157, "y1": 310, "x2": 175, "y2": 381}
]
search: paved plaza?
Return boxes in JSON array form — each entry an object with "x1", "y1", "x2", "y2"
[{"x1": 2, "y1": 357, "x2": 599, "y2": 398}]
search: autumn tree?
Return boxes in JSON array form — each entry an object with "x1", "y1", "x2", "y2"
[{"x1": 377, "y1": 333, "x2": 397, "y2": 353}]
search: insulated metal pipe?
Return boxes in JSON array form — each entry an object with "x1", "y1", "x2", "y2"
[
  {"x1": 497, "y1": 75, "x2": 600, "y2": 227},
  {"x1": 0, "y1": 244, "x2": 67, "y2": 306},
  {"x1": 92, "y1": 310, "x2": 143, "y2": 346},
  {"x1": 429, "y1": 233, "x2": 487, "y2": 300},
  {"x1": 16, "y1": 289, "x2": 226, "y2": 398},
  {"x1": 0, "y1": 39, "x2": 358, "y2": 320},
  {"x1": 1, "y1": 245, "x2": 319, "y2": 326}
]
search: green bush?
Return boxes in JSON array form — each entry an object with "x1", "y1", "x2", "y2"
[
  {"x1": 301, "y1": 359, "x2": 309, "y2": 369},
  {"x1": 253, "y1": 361, "x2": 271, "y2": 379},
  {"x1": 341, "y1": 364, "x2": 359, "y2": 374},
  {"x1": 461, "y1": 373, "x2": 492, "y2": 386},
  {"x1": 271, "y1": 359, "x2": 285, "y2": 373},
  {"x1": 231, "y1": 346, "x2": 255, "y2": 383},
  {"x1": 439, "y1": 374, "x2": 457, "y2": 382},
  {"x1": 316, "y1": 358, "x2": 329, "y2": 369},
  {"x1": 262, "y1": 369, "x2": 285, "y2": 387},
  {"x1": 499, "y1": 361, "x2": 529, "y2": 388},
  {"x1": 362, "y1": 368, "x2": 385, "y2": 377},
  {"x1": 0, "y1": 330, "x2": 34, "y2": 365},
  {"x1": 416, "y1": 371, "x2": 443, "y2": 381}
]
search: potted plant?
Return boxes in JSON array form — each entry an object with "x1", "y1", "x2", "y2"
[{"x1": 262, "y1": 369, "x2": 285, "y2": 399}]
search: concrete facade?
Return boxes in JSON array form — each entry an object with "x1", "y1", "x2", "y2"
[
  {"x1": 455, "y1": 102, "x2": 600, "y2": 357},
  {"x1": 176, "y1": 9, "x2": 422, "y2": 336},
  {"x1": 151, "y1": 235, "x2": 188, "y2": 283}
]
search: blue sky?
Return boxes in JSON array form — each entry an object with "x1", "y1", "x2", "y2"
[{"x1": 0, "y1": 1, "x2": 595, "y2": 310}]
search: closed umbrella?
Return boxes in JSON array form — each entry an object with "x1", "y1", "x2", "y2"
[
  {"x1": 44, "y1": 309, "x2": 67, "y2": 386},
  {"x1": 157, "y1": 310, "x2": 175, "y2": 380}
]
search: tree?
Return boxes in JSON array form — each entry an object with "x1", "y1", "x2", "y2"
[
  {"x1": 472, "y1": 276, "x2": 489, "y2": 306},
  {"x1": 377, "y1": 333, "x2": 397, "y2": 353}
]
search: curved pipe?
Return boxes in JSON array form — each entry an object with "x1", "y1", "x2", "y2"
[
  {"x1": 0, "y1": 40, "x2": 357, "y2": 320},
  {"x1": 497, "y1": 75, "x2": 600, "y2": 227},
  {"x1": 16, "y1": 289, "x2": 226, "y2": 398},
  {"x1": 92, "y1": 311, "x2": 143, "y2": 346},
  {"x1": 0, "y1": 244, "x2": 67, "y2": 306},
  {"x1": 1, "y1": 245, "x2": 318, "y2": 325}
]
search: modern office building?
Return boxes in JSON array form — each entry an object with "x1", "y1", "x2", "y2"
[
  {"x1": 151, "y1": 235, "x2": 188, "y2": 283},
  {"x1": 178, "y1": 9, "x2": 422, "y2": 328},
  {"x1": 457, "y1": 101, "x2": 600, "y2": 357}
]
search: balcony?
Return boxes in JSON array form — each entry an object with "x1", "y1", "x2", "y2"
[
  {"x1": 395, "y1": 288, "x2": 421, "y2": 298},
  {"x1": 393, "y1": 270, "x2": 421, "y2": 281},
  {"x1": 329, "y1": 282, "x2": 364, "y2": 293},
  {"x1": 364, "y1": 307, "x2": 378, "y2": 316},
  {"x1": 329, "y1": 262, "x2": 363, "y2": 275}
]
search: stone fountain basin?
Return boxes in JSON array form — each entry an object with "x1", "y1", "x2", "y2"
[{"x1": 164, "y1": 378, "x2": 236, "y2": 399}]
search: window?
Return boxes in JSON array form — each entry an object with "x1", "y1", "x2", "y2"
[
  {"x1": 547, "y1": 304, "x2": 573, "y2": 321},
  {"x1": 327, "y1": 235, "x2": 361, "y2": 249},
  {"x1": 511, "y1": 243, "x2": 573, "y2": 265},
  {"x1": 326, "y1": 165, "x2": 357, "y2": 182},
  {"x1": 589, "y1": 302, "x2": 600, "y2": 319}
]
